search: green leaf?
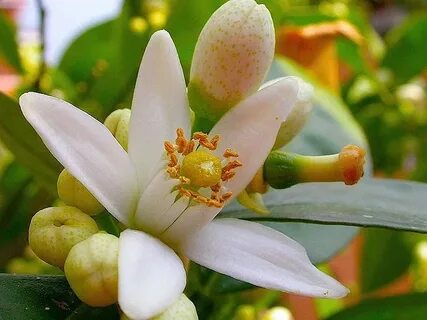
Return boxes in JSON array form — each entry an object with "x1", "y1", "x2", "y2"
[
  {"x1": 0, "y1": 93, "x2": 61, "y2": 192},
  {"x1": 0, "y1": 12, "x2": 23, "y2": 73},
  {"x1": 0, "y1": 274, "x2": 119, "y2": 320},
  {"x1": 382, "y1": 13, "x2": 427, "y2": 83},
  {"x1": 222, "y1": 178, "x2": 427, "y2": 233},
  {"x1": 325, "y1": 293, "x2": 427, "y2": 320},
  {"x1": 360, "y1": 228, "x2": 412, "y2": 293}
]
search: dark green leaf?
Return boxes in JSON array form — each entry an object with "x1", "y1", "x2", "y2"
[
  {"x1": 222, "y1": 178, "x2": 427, "y2": 233},
  {"x1": 0, "y1": 274, "x2": 119, "y2": 320},
  {"x1": 325, "y1": 293, "x2": 427, "y2": 320},
  {"x1": 361, "y1": 228, "x2": 412, "y2": 293},
  {"x1": 0, "y1": 93, "x2": 61, "y2": 192},
  {"x1": 382, "y1": 13, "x2": 427, "y2": 83},
  {"x1": 0, "y1": 12, "x2": 23, "y2": 73}
]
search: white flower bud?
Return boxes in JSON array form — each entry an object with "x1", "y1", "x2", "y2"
[
  {"x1": 29, "y1": 206, "x2": 99, "y2": 268},
  {"x1": 57, "y1": 169, "x2": 104, "y2": 216},
  {"x1": 104, "y1": 109, "x2": 131, "y2": 151},
  {"x1": 263, "y1": 77, "x2": 313, "y2": 149},
  {"x1": 64, "y1": 233, "x2": 119, "y2": 307},
  {"x1": 151, "y1": 294, "x2": 198, "y2": 320},
  {"x1": 189, "y1": 0, "x2": 275, "y2": 124}
]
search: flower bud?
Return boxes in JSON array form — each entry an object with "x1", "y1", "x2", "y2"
[
  {"x1": 57, "y1": 169, "x2": 104, "y2": 216},
  {"x1": 104, "y1": 108, "x2": 131, "y2": 150},
  {"x1": 188, "y1": 0, "x2": 275, "y2": 128},
  {"x1": 260, "y1": 77, "x2": 313, "y2": 149},
  {"x1": 29, "y1": 206, "x2": 99, "y2": 268},
  {"x1": 64, "y1": 233, "x2": 119, "y2": 307},
  {"x1": 152, "y1": 294, "x2": 198, "y2": 320}
]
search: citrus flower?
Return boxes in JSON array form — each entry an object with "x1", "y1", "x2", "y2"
[{"x1": 20, "y1": 30, "x2": 347, "y2": 319}]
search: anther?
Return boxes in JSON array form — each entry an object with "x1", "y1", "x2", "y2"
[{"x1": 224, "y1": 148, "x2": 239, "y2": 158}]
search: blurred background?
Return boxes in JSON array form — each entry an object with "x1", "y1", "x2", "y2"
[{"x1": 0, "y1": 0, "x2": 427, "y2": 319}]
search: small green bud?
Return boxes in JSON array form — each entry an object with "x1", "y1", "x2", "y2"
[
  {"x1": 235, "y1": 305, "x2": 256, "y2": 320},
  {"x1": 152, "y1": 294, "x2": 198, "y2": 320},
  {"x1": 189, "y1": 0, "x2": 275, "y2": 130},
  {"x1": 64, "y1": 233, "x2": 119, "y2": 307},
  {"x1": 29, "y1": 206, "x2": 99, "y2": 268},
  {"x1": 104, "y1": 109, "x2": 131, "y2": 150},
  {"x1": 57, "y1": 169, "x2": 104, "y2": 216}
]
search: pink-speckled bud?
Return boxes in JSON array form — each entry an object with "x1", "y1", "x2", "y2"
[{"x1": 188, "y1": 0, "x2": 275, "y2": 128}]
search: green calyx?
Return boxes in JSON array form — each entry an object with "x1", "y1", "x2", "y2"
[{"x1": 188, "y1": 80, "x2": 237, "y2": 132}]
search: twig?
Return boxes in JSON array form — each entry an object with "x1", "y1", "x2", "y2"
[{"x1": 35, "y1": 0, "x2": 46, "y2": 91}]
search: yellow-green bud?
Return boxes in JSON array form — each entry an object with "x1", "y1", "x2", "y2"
[
  {"x1": 261, "y1": 307, "x2": 293, "y2": 320},
  {"x1": 189, "y1": 0, "x2": 274, "y2": 129},
  {"x1": 104, "y1": 109, "x2": 131, "y2": 150},
  {"x1": 57, "y1": 169, "x2": 104, "y2": 216},
  {"x1": 235, "y1": 305, "x2": 256, "y2": 320},
  {"x1": 64, "y1": 233, "x2": 119, "y2": 307},
  {"x1": 29, "y1": 206, "x2": 99, "y2": 268},
  {"x1": 151, "y1": 294, "x2": 198, "y2": 320}
]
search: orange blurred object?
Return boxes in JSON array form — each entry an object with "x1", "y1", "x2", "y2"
[{"x1": 277, "y1": 20, "x2": 363, "y2": 92}]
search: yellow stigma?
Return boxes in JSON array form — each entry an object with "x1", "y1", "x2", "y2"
[{"x1": 181, "y1": 150, "x2": 222, "y2": 187}]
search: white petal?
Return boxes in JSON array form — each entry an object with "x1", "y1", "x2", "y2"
[
  {"x1": 209, "y1": 77, "x2": 299, "y2": 197},
  {"x1": 119, "y1": 230, "x2": 186, "y2": 319},
  {"x1": 134, "y1": 170, "x2": 181, "y2": 231},
  {"x1": 129, "y1": 30, "x2": 191, "y2": 191},
  {"x1": 180, "y1": 219, "x2": 349, "y2": 298},
  {"x1": 20, "y1": 92, "x2": 138, "y2": 225},
  {"x1": 161, "y1": 204, "x2": 221, "y2": 245}
]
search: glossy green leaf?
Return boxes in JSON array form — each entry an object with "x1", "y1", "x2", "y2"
[
  {"x1": 382, "y1": 13, "x2": 427, "y2": 83},
  {"x1": 0, "y1": 93, "x2": 61, "y2": 193},
  {"x1": 0, "y1": 12, "x2": 22, "y2": 73},
  {"x1": 0, "y1": 274, "x2": 118, "y2": 320},
  {"x1": 222, "y1": 178, "x2": 427, "y2": 233},
  {"x1": 325, "y1": 293, "x2": 427, "y2": 320},
  {"x1": 361, "y1": 228, "x2": 412, "y2": 293}
]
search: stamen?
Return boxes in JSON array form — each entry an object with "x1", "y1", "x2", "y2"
[
  {"x1": 222, "y1": 171, "x2": 236, "y2": 181},
  {"x1": 222, "y1": 159, "x2": 242, "y2": 173},
  {"x1": 164, "y1": 141, "x2": 175, "y2": 154},
  {"x1": 224, "y1": 148, "x2": 239, "y2": 158}
]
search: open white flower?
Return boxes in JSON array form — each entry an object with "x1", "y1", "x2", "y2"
[{"x1": 20, "y1": 30, "x2": 348, "y2": 319}]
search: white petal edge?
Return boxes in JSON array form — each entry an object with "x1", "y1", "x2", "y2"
[
  {"x1": 119, "y1": 230, "x2": 186, "y2": 319},
  {"x1": 179, "y1": 218, "x2": 349, "y2": 298},
  {"x1": 129, "y1": 30, "x2": 191, "y2": 191},
  {"x1": 20, "y1": 92, "x2": 138, "y2": 225},
  {"x1": 209, "y1": 77, "x2": 299, "y2": 198}
]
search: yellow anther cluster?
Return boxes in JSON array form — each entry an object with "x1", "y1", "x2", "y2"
[{"x1": 164, "y1": 128, "x2": 242, "y2": 208}]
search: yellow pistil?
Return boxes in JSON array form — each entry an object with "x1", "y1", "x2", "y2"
[{"x1": 164, "y1": 128, "x2": 241, "y2": 208}]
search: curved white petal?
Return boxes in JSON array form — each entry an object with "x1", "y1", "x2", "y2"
[
  {"x1": 129, "y1": 30, "x2": 191, "y2": 191},
  {"x1": 134, "y1": 170, "x2": 181, "y2": 231},
  {"x1": 180, "y1": 219, "x2": 349, "y2": 298},
  {"x1": 161, "y1": 204, "x2": 221, "y2": 245},
  {"x1": 119, "y1": 230, "x2": 186, "y2": 319},
  {"x1": 20, "y1": 92, "x2": 138, "y2": 225},
  {"x1": 209, "y1": 77, "x2": 299, "y2": 198}
]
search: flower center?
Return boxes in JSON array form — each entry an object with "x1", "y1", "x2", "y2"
[
  {"x1": 164, "y1": 128, "x2": 242, "y2": 208},
  {"x1": 180, "y1": 150, "x2": 222, "y2": 187}
]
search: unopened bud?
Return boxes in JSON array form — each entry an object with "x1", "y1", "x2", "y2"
[
  {"x1": 64, "y1": 233, "x2": 119, "y2": 307},
  {"x1": 29, "y1": 206, "x2": 98, "y2": 268},
  {"x1": 189, "y1": 0, "x2": 275, "y2": 130},
  {"x1": 264, "y1": 145, "x2": 366, "y2": 189},
  {"x1": 152, "y1": 294, "x2": 198, "y2": 320},
  {"x1": 104, "y1": 109, "x2": 131, "y2": 150},
  {"x1": 235, "y1": 305, "x2": 256, "y2": 320},
  {"x1": 57, "y1": 169, "x2": 104, "y2": 216},
  {"x1": 267, "y1": 78, "x2": 313, "y2": 149}
]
